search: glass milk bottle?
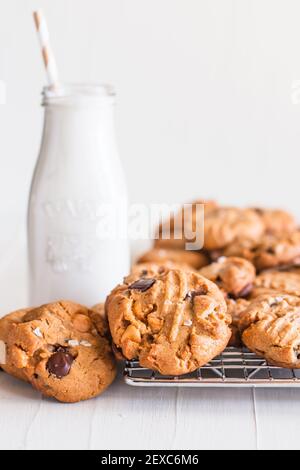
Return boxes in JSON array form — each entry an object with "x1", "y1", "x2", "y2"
[{"x1": 28, "y1": 84, "x2": 130, "y2": 306}]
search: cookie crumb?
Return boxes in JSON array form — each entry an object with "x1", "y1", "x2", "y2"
[{"x1": 33, "y1": 327, "x2": 43, "y2": 338}]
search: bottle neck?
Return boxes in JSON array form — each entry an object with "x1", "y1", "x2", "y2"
[
  {"x1": 43, "y1": 101, "x2": 115, "y2": 138},
  {"x1": 39, "y1": 99, "x2": 117, "y2": 169},
  {"x1": 42, "y1": 84, "x2": 116, "y2": 145}
]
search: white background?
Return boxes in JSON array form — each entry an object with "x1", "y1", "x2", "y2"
[
  {"x1": 2, "y1": 0, "x2": 300, "y2": 218},
  {"x1": 1, "y1": 0, "x2": 300, "y2": 450}
]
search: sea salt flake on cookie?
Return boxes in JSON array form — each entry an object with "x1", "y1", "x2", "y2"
[
  {"x1": 67, "y1": 339, "x2": 80, "y2": 347},
  {"x1": 33, "y1": 327, "x2": 43, "y2": 338},
  {"x1": 80, "y1": 340, "x2": 92, "y2": 347}
]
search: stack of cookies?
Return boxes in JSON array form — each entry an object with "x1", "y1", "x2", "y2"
[
  {"x1": 107, "y1": 201, "x2": 300, "y2": 375},
  {"x1": 1, "y1": 200, "x2": 300, "y2": 402}
]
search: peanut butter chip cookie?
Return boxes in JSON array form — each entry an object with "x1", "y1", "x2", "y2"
[
  {"x1": 126, "y1": 261, "x2": 196, "y2": 285},
  {"x1": 155, "y1": 199, "x2": 218, "y2": 250},
  {"x1": 0, "y1": 308, "x2": 31, "y2": 382},
  {"x1": 0, "y1": 301, "x2": 116, "y2": 402},
  {"x1": 106, "y1": 269, "x2": 231, "y2": 376},
  {"x1": 203, "y1": 208, "x2": 264, "y2": 250},
  {"x1": 252, "y1": 208, "x2": 296, "y2": 236},
  {"x1": 199, "y1": 256, "x2": 255, "y2": 298},
  {"x1": 252, "y1": 271, "x2": 300, "y2": 298},
  {"x1": 239, "y1": 294, "x2": 300, "y2": 368},
  {"x1": 224, "y1": 231, "x2": 300, "y2": 271},
  {"x1": 137, "y1": 248, "x2": 209, "y2": 270}
]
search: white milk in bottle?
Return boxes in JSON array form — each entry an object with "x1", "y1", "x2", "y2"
[{"x1": 28, "y1": 84, "x2": 130, "y2": 305}]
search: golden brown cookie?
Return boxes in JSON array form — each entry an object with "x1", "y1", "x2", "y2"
[
  {"x1": 203, "y1": 207, "x2": 264, "y2": 250},
  {"x1": 226, "y1": 298, "x2": 250, "y2": 347},
  {"x1": 251, "y1": 271, "x2": 300, "y2": 298},
  {"x1": 106, "y1": 269, "x2": 231, "y2": 376},
  {"x1": 251, "y1": 208, "x2": 296, "y2": 236},
  {"x1": 0, "y1": 301, "x2": 116, "y2": 403},
  {"x1": 224, "y1": 231, "x2": 300, "y2": 271},
  {"x1": 287, "y1": 266, "x2": 300, "y2": 275},
  {"x1": 0, "y1": 309, "x2": 31, "y2": 382},
  {"x1": 92, "y1": 303, "x2": 105, "y2": 316},
  {"x1": 199, "y1": 256, "x2": 255, "y2": 298},
  {"x1": 238, "y1": 294, "x2": 300, "y2": 368},
  {"x1": 137, "y1": 248, "x2": 209, "y2": 270},
  {"x1": 126, "y1": 261, "x2": 195, "y2": 284},
  {"x1": 154, "y1": 200, "x2": 218, "y2": 250}
]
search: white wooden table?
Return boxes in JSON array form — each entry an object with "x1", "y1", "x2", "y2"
[{"x1": 0, "y1": 229, "x2": 300, "y2": 450}]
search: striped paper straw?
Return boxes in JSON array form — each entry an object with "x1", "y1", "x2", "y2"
[{"x1": 33, "y1": 10, "x2": 59, "y2": 90}]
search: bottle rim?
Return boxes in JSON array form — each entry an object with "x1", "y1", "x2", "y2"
[{"x1": 42, "y1": 83, "x2": 115, "y2": 106}]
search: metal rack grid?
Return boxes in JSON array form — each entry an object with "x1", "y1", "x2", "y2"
[{"x1": 124, "y1": 347, "x2": 300, "y2": 388}]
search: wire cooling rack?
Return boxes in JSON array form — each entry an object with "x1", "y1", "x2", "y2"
[{"x1": 124, "y1": 347, "x2": 300, "y2": 388}]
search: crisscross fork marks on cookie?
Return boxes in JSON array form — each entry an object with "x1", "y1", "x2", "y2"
[
  {"x1": 239, "y1": 294, "x2": 300, "y2": 368},
  {"x1": 106, "y1": 269, "x2": 231, "y2": 375}
]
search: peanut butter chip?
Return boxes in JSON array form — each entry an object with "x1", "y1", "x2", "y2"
[
  {"x1": 0, "y1": 341, "x2": 6, "y2": 364},
  {"x1": 73, "y1": 314, "x2": 92, "y2": 333}
]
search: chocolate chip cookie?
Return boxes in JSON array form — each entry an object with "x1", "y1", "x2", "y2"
[
  {"x1": 203, "y1": 207, "x2": 264, "y2": 250},
  {"x1": 252, "y1": 208, "x2": 296, "y2": 236},
  {"x1": 155, "y1": 199, "x2": 218, "y2": 250},
  {"x1": 238, "y1": 294, "x2": 300, "y2": 368},
  {"x1": 137, "y1": 248, "x2": 209, "y2": 270},
  {"x1": 251, "y1": 270, "x2": 300, "y2": 298},
  {"x1": 0, "y1": 301, "x2": 116, "y2": 402},
  {"x1": 106, "y1": 269, "x2": 231, "y2": 376},
  {"x1": 199, "y1": 256, "x2": 255, "y2": 298},
  {"x1": 126, "y1": 261, "x2": 195, "y2": 285},
  {"x1": 224, "y1": 231, "x2": 300, "y2": 271},
  {"x1": 0, "y1": 308, "x2": 31, "y2": 382}
]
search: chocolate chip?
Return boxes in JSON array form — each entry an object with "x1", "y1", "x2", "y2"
[
  {"x1": 129, "y1": 278, "x2": 156, "y2": 292},
  {"x1": 236, "y1": 283, "x2": 253, "y2": 298},
  {"x1": 253, "y1": 208, "x2": 264, "y2": 215},
  {"x1": 185, "y1": 286, "x2": 208, "y2": 301},
  {"x1": 46, "y1": 350, "x2": 74, "y2": 379}
]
